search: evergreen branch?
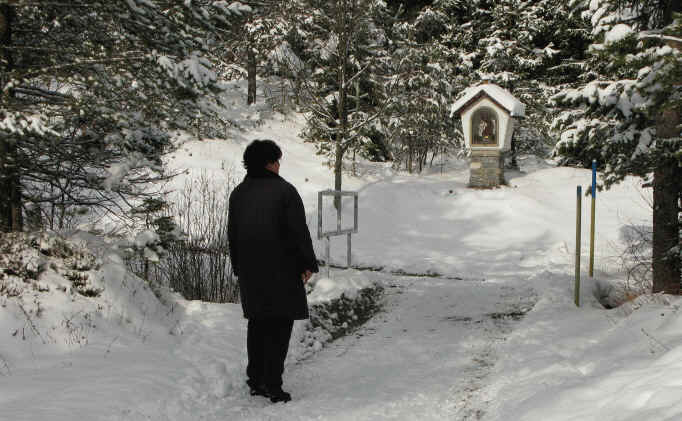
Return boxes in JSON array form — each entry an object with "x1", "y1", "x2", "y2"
[
  {"x1": 342, "y1": 60, "x2": 371, "y2": 90},
  {"x1": 342, "y1": 73, "x2": 401, "y2": 146},
  {"x1": 15, "y1": 55, "x2": 149, "y2": 79},
  {"x1": 12, "y1": 87, "x2": 71, "y2": 102},
  {"x1": 1, "y1": 46, "x2": 83, "y2": 51},
  {"x1": 638, "y1": 33, "x2": 682, "y2": 44},
  {"x1": 2, "y1": 2, "x2": 91, "y2": 6}
]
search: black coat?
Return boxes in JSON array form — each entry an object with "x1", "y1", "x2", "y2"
[{"x1": 228, "y1": 168, "x2": 319, "y2": 320}]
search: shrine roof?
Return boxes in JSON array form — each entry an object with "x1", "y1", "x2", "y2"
[{"x1": 450, "y1": 83, "x2": 525, "y2": 118}]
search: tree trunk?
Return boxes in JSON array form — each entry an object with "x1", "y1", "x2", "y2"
[
  {"x1": 0, "y1": 139, "x2": 22, "y2": 232},
  {"x1": 652, "y1": 106, "x2": 681, "y2": 294},
  {"x1": 663, "y1": 0, "x2": 682, "y2": 28},
  {"x1": 407, "y1": 141, "x2": 413, "y2": 174},
  {"x1": 509, "y1": 131, "x2": 519, "y2": 170},
  {"x1": 247, "y1": 43, "x2": 257, "y2": 105},
  {"x1": 334, "y1": 140, "x2": 343, "y2": 207},
  {"x1": 333, "y1": 0, "x2": 349, "y2": 210},
  {"x1": 649, "y1": 8, "x2": 682, "y2": 294},
  {"x1": 430, "y1": 148, "x2": 438, "y2": 167},
  {"x1": 652, "y1": 162, "x2": 681, "y2": 294},
  {"x1": 0, "y1": 4, "x2": 22, "y2": 233}
]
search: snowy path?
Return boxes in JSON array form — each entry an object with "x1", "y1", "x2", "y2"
[{"x1": 162, "y1": 272, "x2": 536, "y2": 421}]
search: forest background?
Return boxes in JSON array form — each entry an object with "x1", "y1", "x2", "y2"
[{"x1": 0, "y1": 0, "x2": 680, "y2": 297}]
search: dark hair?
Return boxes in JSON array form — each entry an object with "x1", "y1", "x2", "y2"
[{"x1": 243, "y1": 139, "x2": 282, "y2": 172}]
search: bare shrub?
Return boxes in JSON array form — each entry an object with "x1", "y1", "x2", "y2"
[
  {"x1": 596, "y1": 224, "x2": 654, "y2": 308},
  {"x1": 0, "y1": 353, "x2": 10, "y2": 376},
  {"x1": 619, "y1": 224, "x2": 654, "y2": 295},
  {"x1": 61, "y1": 310, "x2": 96, "y2": 347},
  {"x1": 155, "y1": 170, "x2": 239, "y2": 303}
]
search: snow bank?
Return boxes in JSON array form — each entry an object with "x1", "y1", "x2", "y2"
[
  {"x1": 484, "y1": 271, "x2": 682, "y2": 421},
  {"x1": 605, "y1": 23, "x2": 633, "y2": 44},
  {"x1": 0, "y1": 231, "x2": 178, "y2": 372},
  {"x1": 2, "y1": 78, "x2": 675, "y2": 420},
  {"x1": 307, "y1": 273, "x2": 375, "y2": 303},
  {"x1": 286, "y1": 270, "x2": 385, "y2": 363}
]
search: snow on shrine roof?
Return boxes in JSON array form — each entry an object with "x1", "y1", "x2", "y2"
[{"x1": 450, "y1": 83, "x2": 525, "y2": 118}]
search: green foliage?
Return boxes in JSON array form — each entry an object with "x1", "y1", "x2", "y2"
[
  {"x1": 0, "y1": 1, "x2": 247, "y2": 227},
  {"x1": 130, "y1": 197, "x2": 184, "y2": 267},
  {"x1": 286, "y1": 0, "x2": 396, "y2": 167},
  {"x1": 552, "y1": 2, "x2": 681, "y2": 292},
  {"x1": 553, "y1": 6, "x2": 681, "y2": 187},
  {"x1": 262, "y1": 0, "x2": 590, "y2": 168},
  {"x1": 388, "y1": 19, "x2": 459, "y2": 171}
]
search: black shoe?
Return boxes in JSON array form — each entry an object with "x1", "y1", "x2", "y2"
[
  {"x1": 246, "y1": 380, "x2": 267, "y2": 397},
  {"x1": 266, "y1": 387, "x2": 292, "y2": 403}
]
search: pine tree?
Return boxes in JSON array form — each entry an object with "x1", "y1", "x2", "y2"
[
  {"x1": 388, "y1": 8, "x2": 458, "y2": 172},
  {"x1": 289, "y1": 0, "x2": 395, "y2": 201},
  {"x1": 130, "y1": 197, "x2": 184, "y2": 281},
  {"x1": 0, "y1": 1, "x2": 248, "y2": 231},
  {"x1": 219, "y1": 0, "x2": 290, "y2": 105},
  {"x1": 553, "y1": 0, "x2": 681, "y2": 293},
  {"x1": 435, "y1": 0, "x2": 590, "y2": 162}
]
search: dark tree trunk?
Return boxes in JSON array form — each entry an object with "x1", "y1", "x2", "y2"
[
  {"x1": 0, "y1": 140, "x2": 22, "y2": 233},
  {"x1": 663, "y1": 0, "x2": 682, "y2": 27},
  {"x1": 0, "y1": 4, "x2": 22, "y2": 233},
  {"x1": 652, "y1": 162, "x2": 681, "y2": 294},
  {"x1": 247, "y1": 44, "x2": 257, "y2": 105},
  {"x1": 407, "y1": 142, "x2": 413, "y2": 174},
  {"x1": 652, "y1": 106, "x2": 681, "y2": 294},
  {"x1": 334, "y1": 140, "x2": 343, "y2": 209},
  {"x1": 509, "y1": 131, "x2": 519, "y2": 170},
  {"x1": 333, "y1": 2, "x2": 349, "y2": 211}
]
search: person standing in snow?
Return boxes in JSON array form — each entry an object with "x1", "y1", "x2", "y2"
[{"x1": 227, "y1": 139, "x2": 319, "y2": 403}]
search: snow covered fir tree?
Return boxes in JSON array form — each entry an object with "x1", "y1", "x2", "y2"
[
  {"x1": 0, "y1": 0, "x2": 682, "y2": 419},
  {"x1": 553, "y1": 0, "x2": 682, "y2": 294}
]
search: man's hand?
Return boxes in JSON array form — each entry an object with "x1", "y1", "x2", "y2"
[{"x1": 301, "y1": 270, "x2": 313, "y2": 284}]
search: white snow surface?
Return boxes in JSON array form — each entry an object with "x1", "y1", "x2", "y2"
[
  {"x1": 451, "y1": 83, "x2": 526, "y2": 117},
  {"x1": 2, "y1": 83, "x2": 681, "y2": 420},
  {"x1": 605, "y1": 23, "x2": 633, "y2": 44},
  {"x1": 307, "y1": 275, "x2": 373, "y2": 303}
]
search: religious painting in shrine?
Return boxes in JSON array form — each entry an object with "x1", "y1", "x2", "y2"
[{"x1": 471, "y1": 107, "x2": 498, "y2": 146}]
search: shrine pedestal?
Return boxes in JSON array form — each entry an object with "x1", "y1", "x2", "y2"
[{"x1": 469, "y1": 149, "x2": 505, "y2": 188}]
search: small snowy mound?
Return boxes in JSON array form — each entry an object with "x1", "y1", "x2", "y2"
[
  {"x1": 307, "y1": 273, "x2": 375, "y2": 303},
  {"x1": 0, "y1": 231, "x2": 177, "y2": 371},
  {"x1": 604, "y1": 24, "x2": 633, "y2": 44},
  {"x1": 292, "y1": 271, "x2": 384, "y2": 361}
]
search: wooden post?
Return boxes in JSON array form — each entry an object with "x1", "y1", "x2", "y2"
[
  {"x1": 347, "y1": 233, "x2": 351, "y2": 268},
  {"x1": 589, "y1": 160, "x2": 596, "y2": 277},
  {"x1": 326, "y1": 236, "x2": 330, "y2": 278},
  {"x1": 575, "y1": 185, "x2": 582, "y2": 307}
]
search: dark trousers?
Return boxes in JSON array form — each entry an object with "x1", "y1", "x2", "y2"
[{"x1": 247, "y1": 317, "x2": 294, "y2": 389}]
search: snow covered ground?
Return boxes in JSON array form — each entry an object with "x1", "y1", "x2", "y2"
[{"x1": 1, "y1": 89, "x2": 681, "y2": 420}]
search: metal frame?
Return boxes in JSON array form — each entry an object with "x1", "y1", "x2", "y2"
[{"x1": 317, "y1": 190, "x2": 359, "y2": 276}]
